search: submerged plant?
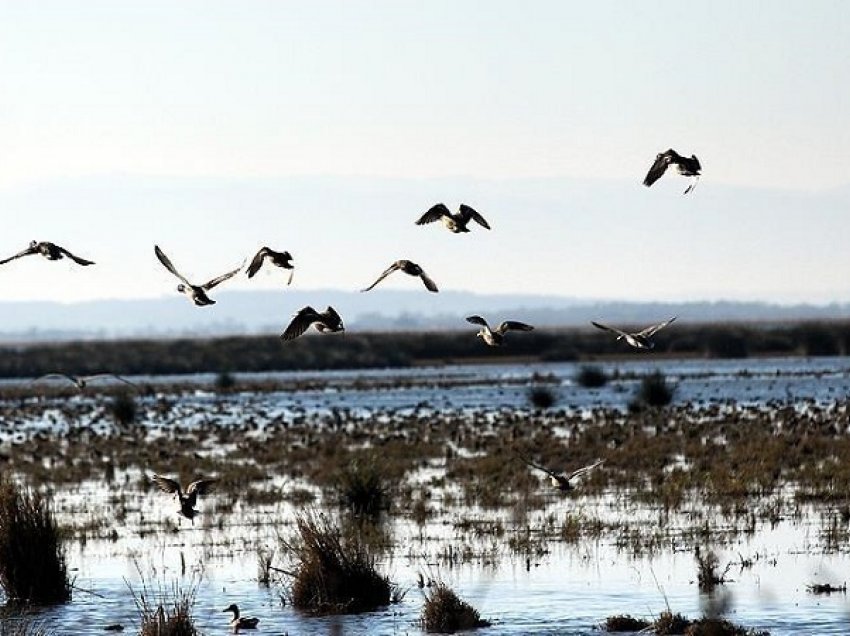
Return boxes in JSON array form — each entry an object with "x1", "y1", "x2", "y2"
[{"x1": 421, "y1": 582, "x2": 490, "y2": 633}]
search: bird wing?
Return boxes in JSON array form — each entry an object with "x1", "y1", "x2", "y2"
[
  {"x1": 419, "y1": 270, "x2": 439, "y2": 292},
  {"x1": 322, "y1": 306, "x2": 343, "y2": 328},
  {"x1": 81, "y1": 373, "x2": 139, "y2": 389},
  {"x1": 154, "y1": 246, "x2": 191, "y2": 285},
  {"x1": 415, "y1": 203, "x2": 451, "y2": 225},
  {"x1": 642, "y1": 150, "x2": 673, "y2": 187},
  {"x1": 566, "y1": 459, "x2": 605, "y2": 481},
  {"x1": 281, "y1": 306, "x2": 320, "y2": 341},
  {"x1": 246, "y1": 248, "x2": 270, "y2": 278},
  {"x1": 202, "y1": 263, "x2": 243, "y2": 290},
  {"x1": 637, "y1": 316, "x2": 677, "y2": 338},
  {"x1": 497, "y1": 320, "x2": 534, "y2": 334},
  {"x1": 57, "y1": 246, "x2": 95, "y2": 266},
  {"x1": 361, "y1": 262, "x2": 402, "y2": 292},
  {"x1": 591, "y1": 321, "x2": 631, "y2": 338},
  {"x1": 186, "y1": 478, "x2": 217, "y2": 497},
  {"x1": 465, "y1": 315, "x2": 490, "y2": 329},
  {"x1": 32, "y1": 373, "x2": 77, "y2": 386},
  {"x1": 458, "y1": 204, "x2": 491, "y2": 229},
  {"x1": 515, "y1": 451, "x2": 561, "y2": 481},
  {"x1": 152, "y1": 474, "x2": 182, "y2": 496},
  {"x1": 0, "y1": 245, "x2": 37, "y2": 265}
]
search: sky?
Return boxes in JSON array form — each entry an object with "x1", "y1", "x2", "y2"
[{"x1": 0, "y1": 1, "x2": 848, "y2": 305}]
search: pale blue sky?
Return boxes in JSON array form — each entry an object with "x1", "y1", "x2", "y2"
[{"x1": 0, "y1": 2, "x2": 848, "y2": 304}]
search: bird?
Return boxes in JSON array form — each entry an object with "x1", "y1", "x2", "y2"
[
  {"x1": 0, "y1": 241, "x2": 94, "y2": 267},
  {"x1": 246, "y1": 247, "x2": 294, "y2": 285},
  {"x1": 517, "y1": 453, "x2": 605, "y2": 492},
  {"x1": 281, "y1": 306, "x2": 345, "y2": 341},
  {"x1": 32, "y1": 373, "x2": 137, "y2": 391},
  {"x1": 151, "y1": 475, "x2": 217, "y2": 521},
  {"x1": 415, "y1": 203, "x2": 491, "y2": 233},
  {"x1": 361, "y1": 260, "x2": 438, "y2": 293},
  {"x1": 154, "y1": 245, "x2": 242, "y2": 306},
  {"x1": 222, "y1": 604, "x2": 259, "y2": 631},
  {"x1": 466, "y1": 315, "x2": 534, "y2": 347},
  {"x1": 591, "y1": 317, "x2": 677, "y2": 350},
  {"x1": 643, "y1": 149, "x2": 702, "y2": 194}
]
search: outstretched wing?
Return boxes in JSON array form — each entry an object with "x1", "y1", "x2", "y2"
[
  {"x1": 361, "y1": 261, "x2": 402, "y2": 292},
  {"x1": 496, "y1": 320, "x2": 533, "y2": 334},
  {"x1": 419, "y1": 270, "x2": 439, "y2": 293},
  {"x1": 81, "y1": 373, "x2": 139, "y2": 389},
  {"x1": 566, "y1": 459, "x2": 605, "y2": 481},
  {"x1": 57, "y1": 246, "x2": 95, "y2": 266},
  {"x1": 0, "y1": 245, "x2": 37, "y2": 266},
  {"x1": 637, "y1": 316, "x2": 677, "y2": 338},
  {"x1": 322, "y1": 306, "x2": 343, "y2": 329},
  {"x1": 32, "y1": 373, "x2": 78, "y2": 387},
  {"x1": 154, "y1": 246, "x2": 190, "y2": 285},
  {"x1": 246, "y1": 248, "x2": 271, "y2": 278},
  {"x1": 465, "y1": 315, "x2": 490, "y2": 329},
  {"x1": 591, "y1": 321, "x2": 631, "y2": 338},
  {"x1": 152, "y1": 474, "x2": 182, "y2": 496},
  {"x1": 416, "y1": 203, "x2": 451, "y2": 225},
  {"x1": 515, "y1": 451, "x2": 561, "y2": 481},
  {"x1": 281, "y1": 306, "x2": 320, "y2": 341},
  {"x1": 186, "y1": 478, "x2": 217, "y2": 497},
  {"x1": 458, "y1": 204, "x2": 491, "y2": 229},
  {"x1": 642, "y1": 150, "x2": 673, "y2": 187},
  {"x1": 202, "y1": 263, "x2": 242, "y2": 290}
]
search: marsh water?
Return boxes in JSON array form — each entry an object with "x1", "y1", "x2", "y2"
[{"x1": 5, "y1": 356, "x2": 850, "y2": 635}]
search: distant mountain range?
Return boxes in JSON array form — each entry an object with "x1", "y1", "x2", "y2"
[{"x1": 2, "y1": 289, "x2": 850, "y2": 342}]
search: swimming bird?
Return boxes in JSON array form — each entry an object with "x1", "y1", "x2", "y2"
[
  {"x1": 466, "y1": 315, "x2": 534, "y2": 347},
  {"x1": 32, "y1": 373, "x2": 138, "y2": 391},
  {"x1": 151, "y1": 475, "x2": 217, "y2": 521},
  {"x1": 0, "y1": 241, "x2": 94, "y2": 266},
  {"x1": 361, "y1": 260, "x2": 438, "y2": 293},
  {"x1": 281, "y1": 306, "x2": 345, "y2": 341},
  {"x1": 154, "y1": 245, "x2": 242, "y2": 306},
  {"x1": 222, "y1": 604, "x2": 259, "y2": 631},
  {"x1": 591, "y1": 317, "x2": 677, "y2": 350},
  {"x1": 246, "y1": 247, "x2": 294, "y2": 285},
  {"x1": 415, "y1": 203, "x2": 491, "y2": 233},
  {"x1": 643, "y1": 149, "x2": 702, "y2": 194},
  {"x1": 517, "y1": 453, "x2": 605, "y2": 492}
]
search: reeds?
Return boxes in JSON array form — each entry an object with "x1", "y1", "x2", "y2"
[
  {"x1": 575, "y1": 365, "x2": 608, "y2": 388},
  {"x1": 630, "y1": 370, "x2": 674, "y2": 410},
  {"x1": 421, "y1": 582, "x2": 490, "y2": 633},
  {"x1": 0, "y1": 479, "x2": 70, "y2": 604},
  {"x1": 604, "y1": 614, "x2": 650, "y2": 632},
  {"x1": 334, "y1": 458, "x2": 390, "y2": 516},
  {"x1": 110, "y1": 390, "x2": 137, "y2": 426},
  {"x1": 130, "y1": 577, "x2": 199, "y2": 636},
  {"x1": 527, "y1": 386, "x2": 557, "y2": 409},
  {"x1": 0, "y1": 615, "x2": 54, "y2": 636}
]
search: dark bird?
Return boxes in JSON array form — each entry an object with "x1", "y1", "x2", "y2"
[
  {"x1": 517, "y1": 453, "x2": 605, "y2": 492},
  {"x1": 466, "y1": 315, "x2": 534, "y2": 346},
  {"x1": 0, "y1": 241, "x2": 94, "y2": 266},
  {"x1": 151, "y1": 474, "x2": 217, "y2": 521},
  {"x1": 246, "y1": 247, "x2": 294, "y2": 285},
  {"x1": 643, "y1": 149, "x2": 701, "y2": 194},
  {"x1": 415, "y1": 203, "x2": 491, "y2": 233},
  {"x1": 361, "y1": 260, "x2": 438, "y2": 293},
  {"x1": 155, "y1": 245, "x2": 242, "y2": 306},
  {"x1": 281, "y1": 306, "x2": 345, "y2": 341},
  {"x1": 32, "y1": 373, "x2": 138, "y2": 391},
  {"x1": 222, "y1": 604, "x2": 259, "y2": 631},
  {"x1": 591, "y1": 317, "x2": 677, "y2": 350}
]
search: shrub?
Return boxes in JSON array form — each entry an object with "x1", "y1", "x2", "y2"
[
  {"x1": 575, "y1": 365, "x2": 608, "y2": 388},
  {"x1": 0, "y1": 480, "x2": 70, "y2": 604},
  {"x1": 334, "y1": 459, "x2": 390, "y2": 516},
  {"x1": 630, "y1": 371, "x2": 674, "y2": 411},
  {"x1": 215, "y1": 371, "x2": 236, "y2": 391},
  {"x1": 527, "y1": 386, "x2": 557, "y2": 409},
  {"x1": 604, "y1": 615, "x2": 651, "y2": 632},
  {"x1": 110, "y1": 391, "x2": 137, "y2": 426},
  {"x1": 421, "y1": 582, "x2": 490, "y2": 633}
]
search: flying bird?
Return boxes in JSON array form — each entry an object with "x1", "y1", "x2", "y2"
[
  {"x1": 151, "y1": 474, "x2": 217, "y2": 521},
  {"x1": 466, "y1": 315, "x2": 534, "y2": 347},
  {"x1": 155, "y1": 245, "x2": 242, "y2": 306},
  {"x1": 361, "y1": 260, "x2": 438, "y2": 293},
  {"x1": 591, "y1": 317, "x2": 677, "y2": 350},
  {"x1": 32, "y1": 373, "x2": 138, "y2": 391},
  {"x1": 0, "y1": 241, "x2": 94, "y2": 267},
  {"x1": 517, "y1": 453, "x2": 605, "y2": 492},
  {"x1": 281, "y1": 306, "x2": 345, "y2": 341},
  {"x1": 643, "y1": 149, "x2": 702, "y2": 194},
  {"x1": 415, "y1": 203, "x2": 491, "y2": 233},
  {"x1": 222, "y1": 604, "x2": 259, "y2": 631},
  {"x1": 246, "y1": 247, "x2": 294, "y2": 285}
]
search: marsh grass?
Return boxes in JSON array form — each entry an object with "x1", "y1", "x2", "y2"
[
  {"x1": 604, "y1": 614, "x2": 651, "y2": 632},
  {"x1": 421, "y1": 582, "x2": 490, "y2": 633},
  {"x1": 527, "y1": 386, "x2": 557, "y2": 409},
  {"x1": 129, "y1": 575, "x2": 199, "y2": 636},
  {"x1": 0, "y1": 612, "x2": 54, "y2": 636},
  {"x1": 110, "y1": 391, "x2": 136, "y2": 426},
  {"x1": 630, "y1": 371, "x2": 675, "y2": 411},
  {"x1": 334, "y1": 458, "x2": 390, "y2": 516},
  {"x1": 696, "y1": 548, "x2": 732, "y2": 592},
  {"x1": 575, "y1": 365, "x2": 608, "y2": 388},
  {"x1": 0, "y1": 480, "x2": 70, "y2": 604}
]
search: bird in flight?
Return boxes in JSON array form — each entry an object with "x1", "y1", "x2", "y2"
[
  {"x1": 361, "y1": 260, "x2": 438, "y2": 293},
  {"x1": 643, "y1": 149, "x2": 701, "y2": 194},
  {"x1": 151, "y1": 474, "x2": 217, "y2": 521},
  {"x1": 516, "y1": 453, "x2": 605, "y2": 492},
  {"x1": 415, "y1": 203, "x2": 491, "y2": 233},
  {"x1": 0, "y1": 241, "x2": 94, "y2": 267},
  {"x1": 246, "y1": 247, "x2": 294, "y2": 285},
  {"x1": 466, "y1": 315, "x2": 534, "y2": 347},
  {"x1": 155, "y1": 245, "x2": 242, "y2": 306},
  {"x1": 591, "y1": 317, "x2": 677, "y2": 350},
  {"x1": 281, "y1": 306, "x2": 345, "y2": 341},
  {"x1": 32, "y1": 373, "x2": 137, "y2": 391}
]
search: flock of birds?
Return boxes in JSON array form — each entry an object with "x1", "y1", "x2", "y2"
[{"x1": 5, "y1": 149, "x2": 700, "y2": 631}]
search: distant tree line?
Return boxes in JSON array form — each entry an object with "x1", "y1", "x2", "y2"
[{"x1": 0, "y1": 321, "x2": 848, "y2": 378}]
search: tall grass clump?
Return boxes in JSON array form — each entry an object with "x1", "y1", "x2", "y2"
[
  {"x1": 527, "y1": 386, "x2": 557, "y2": 409},
  {"x1": 629, "y1": 370, "x2": 674, "y2": 411},
  {"x1": 283, "y1": 512, "x2": 392, "y2": 615},
  {"x1": 0, "y1": 615, "x2": 54, "y2": 636},
  {"x1": 421, "y1": 582, "x2": 490, "y2": 633},
  {"x1": 110, "y1": 391, "x2": 137, "y2": 426},
  {"x1": 0, "y1": 480, "x2": 70, "y2": 604},
  {"x1": 130, "y1": 578, "x2": 199, "y2": 636},
  {"x1": 334, "y1": 459, "x2": 390, "y2": 516},
  {"x1": 215, "y1": 371, "x2": 236, "y2": 392},
  {"x1": 575, "y1": 365, "x2": 608, "y2": 388}
]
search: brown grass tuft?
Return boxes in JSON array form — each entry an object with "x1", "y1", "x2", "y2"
[{"x1": 421, "y1": 582, "x2": 490, "y2": 633}]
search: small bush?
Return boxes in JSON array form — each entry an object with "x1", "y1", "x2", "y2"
[
  {"x1": 283, "y1": 512, "x2": 392, "y2": 615},
  {"x1": 215, "y1": 371, "x2": 236, "y2": 391},
  {"x1": 604, "y1": 614, "x2": 651, "y2": 632},
  {"x1": 335, "y1": 459, "x2": 390, "y2": 516},
  {"x1": 110, "y1": 391, "x2": 137, "y2": 426},
  {"x1": 575, "y1": 365, "x2": 608, "y2": 388},
  {"x1": 421, "y1": 582, "x2": 490, "y2": 633},
  {"x1": 630, "y1": 371, "x2": 674, "y2": 411},
  {"x1": 654, "y1": 611, "x2": 690, "y2": 635},
  {"x1": 0, "y1": 480, "x2": 70, "y2": 604},
  {"x1": 527, "y1": 386, "x2": 557, "y2": 409}
]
